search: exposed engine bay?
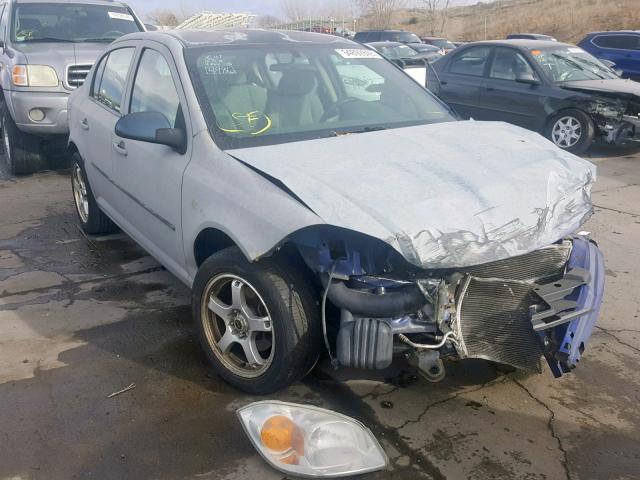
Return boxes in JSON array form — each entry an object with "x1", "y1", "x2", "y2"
[
  {"x1": 563, "y1": 84, "x2": 640, "y2": 144},
  {"x1": 293, "y1": 228, "x2": 604, "y2": 382}
]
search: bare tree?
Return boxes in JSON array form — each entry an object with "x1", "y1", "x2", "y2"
[
  {"x1": 422, "y1": 0, "x2": 451, "y2": 36},
  {"x1": 280, "y1": 0, "x2": 311, "y2": 22},
  {"x1": 356, "y1": 0, "x2": 407, "y2": 29},
  {"x1": 146, "y1": 9, "x2": 180, "y2": 27}
]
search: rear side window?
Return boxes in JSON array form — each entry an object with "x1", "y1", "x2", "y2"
[
  {"x1": 130, "y1": 49, "x2": 181, "y2": 128},
  {"x1": 593, "y1": 34, "x2": 640, "y2": 50},
  {"x1": 449, "y1": 47, "x2": 490, "y2": 76},
  {"x1": 92, "y1": 47, "x2": 135, "y2": 113}
]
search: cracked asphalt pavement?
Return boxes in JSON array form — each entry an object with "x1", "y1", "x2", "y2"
[{"x1": 1, "y1": 145, "x2": 640, "y2": 480}]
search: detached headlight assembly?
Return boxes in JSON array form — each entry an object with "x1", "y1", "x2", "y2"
[
  {"x1": 12, "y1": 65, "x2": 59, "y2": 87},
  {"x1": 237, "y1": 401, "x2": 387, "y2": 478}
]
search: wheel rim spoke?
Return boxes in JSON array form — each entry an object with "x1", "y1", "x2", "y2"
[
  {"x1": 217, "y1": 330, "x2": 235, "y2": 353},
  {"x1": 239, "y1": 336, "x2": 266, "y2": 366},
  {"x1": 247, "y1": 315, "x2": 271, "y2": 332},
  {"x1": 208, "y1": 295, "x2": 232, "y2": 323}
]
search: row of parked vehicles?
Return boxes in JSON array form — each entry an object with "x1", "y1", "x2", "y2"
[{"x1": 353, "y1": 29, "x2": 640, "y2": 154}]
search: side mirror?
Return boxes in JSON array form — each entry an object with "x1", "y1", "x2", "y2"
[
  {"x1": 601, "y1": 59, "x2": 616, "y2": 68},
  {"x1": 614, "y1": 68, "x2": 623, "y2": 77},
  {"x1": 115, "y1": 111, "x2": 186, "y2": 154},
  {"x1": 392, "y1": 58, "x2": 406, "y2": 69},
  {"x1": 515, "y1": 72, "x2": 540, "y2": 85}
]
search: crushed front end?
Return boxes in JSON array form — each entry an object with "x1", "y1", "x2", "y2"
[{"x1": 294, "y1": 229, "x2": 604, "y2": 380}]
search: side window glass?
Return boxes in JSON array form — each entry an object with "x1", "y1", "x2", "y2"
[
  {"x1": 94, "y1": 47, "x2": 134, "y2": 113},
  {"x1": 130, "y1": 48, "x2": 181, "y2": 128},
  {"x1": 489, "y1": 48, "x2": 535, "y2": 81},
  {"x1": 594, "y1": 35, "x2": 640, "y2": 50},
  {"x1": 91, "y1": 54, "x2": 107, "y2": 97},
  {"x1": 0, "y1": 4, "x2": 8, "y2": 41},
  {"x1": 449, "y1": 47, "x2": 490, "y2": 76}
]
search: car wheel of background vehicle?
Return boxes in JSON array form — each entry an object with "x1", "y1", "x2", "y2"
[
  {"x1": 545, "y1": 109, "x2": 594, "y2": 154},
  {"x1": 71, "y1": 153, "x2": 117, "y2": 234},
  {"x1": 1, "y1": 101, "x2": 46, "y2": 175},
  {"x1": 192, "y1": 247, "x2": 321, "y2": 394}
]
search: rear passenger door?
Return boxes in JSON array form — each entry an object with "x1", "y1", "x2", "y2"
[
  {"x1": 74, "y1": 44, "x2": 136, "y2": 208},
  {"x1": 111, "y1": 42, "x2": 192, "y2": 281},
  {"x1": 436, "y1": 46, "x2": 490, "y2": 118}
]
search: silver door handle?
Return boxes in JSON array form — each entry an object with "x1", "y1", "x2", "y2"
[
  {"x1": 112, "y1": 140, "x2": 127, "y2": 156},
  {"x1": 80, "y1": 118, "x2": 89, "y2": 130}
]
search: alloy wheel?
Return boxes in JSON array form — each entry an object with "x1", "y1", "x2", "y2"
[
  {"x1": 551, "y1": 116, "x2": 582, "y2": 148},
  {"x1": 72, "y1": 164, "x2": 89, "y2": 223},
  {"x1": 201, "y1": 273, "x2": 274, "y2": 378}
]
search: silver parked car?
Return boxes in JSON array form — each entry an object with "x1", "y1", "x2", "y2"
[
  {"x1": 68, "y1": 30, "x2": 604, "y2": 394},
  {"x1": 0, "y1": 0, "x2": 144, "y2": 174}
]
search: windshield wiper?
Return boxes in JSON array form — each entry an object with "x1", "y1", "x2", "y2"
[
  {"x1": 552, "y1": 54, "x2": 606, "y2": 80},
  {"x1": 82, "y1": 37, "x2": 118, "y2": 43},
  {"x1": 330, "y1": 126, "x2": 388, "y2": 136},
  {"x1": 19, "y1": 37, "x2": 74, "y2": 42}
]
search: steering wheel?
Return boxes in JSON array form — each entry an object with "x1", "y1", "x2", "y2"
[{"x1": 320, "y1": 97, "x2": 360, "y2": 122}]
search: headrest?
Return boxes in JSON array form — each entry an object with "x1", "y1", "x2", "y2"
[{"x1": 275, "y1": 69, "x2": 318, "y2": 96}]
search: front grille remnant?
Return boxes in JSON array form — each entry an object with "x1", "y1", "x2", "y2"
[
  {"x1": 455, "y1": 277, "x2": 544, "y2": 372},
  {"x1": 464, "y1": 243, "x2": 572, "y2": 282},
  {"x1": 452, "y1": 243, "x2": 573, "y2": 372},
  {"x1": 67, "y1": 64, "x2": 92, "y2": 88}
]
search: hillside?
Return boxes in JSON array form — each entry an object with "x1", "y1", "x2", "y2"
[{"x1": 393, "y1": 0, "x2": 640, "y2": 43}]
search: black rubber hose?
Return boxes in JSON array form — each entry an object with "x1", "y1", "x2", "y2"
[{"x1": 321, "y1": 276, "x2": 427, "y2": 317}]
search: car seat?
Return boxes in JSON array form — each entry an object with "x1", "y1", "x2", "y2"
[{"x1": 266, "y1": 68, "x2": 324, "y2": 129}]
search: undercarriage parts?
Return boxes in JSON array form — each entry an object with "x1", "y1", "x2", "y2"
[
  {"x1": 408, "y1": 350, "x2": 446, "y2": 383},
  {"x1": 337, "y1": 316, "x2": 394, "y2": 369}
]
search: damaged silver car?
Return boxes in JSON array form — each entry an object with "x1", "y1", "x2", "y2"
[{"x1": 68, "y1": 29, "x2": 605, "y2": 394}]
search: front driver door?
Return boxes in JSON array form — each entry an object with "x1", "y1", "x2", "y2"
[
  {"x1": 111, "y1": 43, "x2": 192, "y2": 283},
  {"x1": 477, "y1": 47, "x2": 547, "y2": 131}
]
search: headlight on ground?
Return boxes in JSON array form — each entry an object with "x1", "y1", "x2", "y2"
[
  {"x1": 11, "y1": 65, "x2": 59, "y2": 87},
  {"x1": 237, "y1": 401, "x2": 387, "y2": 477}
]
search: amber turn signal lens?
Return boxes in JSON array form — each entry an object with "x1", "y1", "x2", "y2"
[
  {"x1": 12, "y1": 65, "x2": 28, "y2": 86},
  {"x1": 260, "y1": 415, "x2": 305, "y2": 458}
]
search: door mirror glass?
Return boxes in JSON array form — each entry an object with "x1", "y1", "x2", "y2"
[
  {"x1": 115, "y1": 111, "x2": 186, "y2": 153},
  {"x1": 515, "y1": 72, "x2": 540, "y2": 85}
]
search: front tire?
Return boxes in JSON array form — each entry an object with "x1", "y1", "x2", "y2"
[
  {"x1": 1, "y1": 101, "x2": 45, "y2": 175},
  {"x1": 192, "y1": 247, "x2": 321, "y2": 394},
  {"x1": 545, "y1": 109, "x2": 594, "y2": 154},
  {"x1": 71, "y1": 153, "x2": 116, "y2": 234}
]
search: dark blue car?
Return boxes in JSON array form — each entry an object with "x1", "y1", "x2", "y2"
[{"x1": 578, "y1": 31, "x2": 640, "y2": 80}]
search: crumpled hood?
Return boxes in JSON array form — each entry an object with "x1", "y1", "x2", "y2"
[
  {"x1": 561, "y1": 78, "x2": 640, "y2": 98},
  {"x1": 229, "y1": 121, "x2": 596, "y2": 269}
]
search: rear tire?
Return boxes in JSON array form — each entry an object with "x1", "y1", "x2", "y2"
[
  {"x1": 71, "y1": 153, "x2": 117, "y2": 234},
  {"x1": 1, "y1": 101, "x2": 46, "y2": 175},
  {"x1": 192, "y1": 247, "x2": 321, "y2": 394},
  {"x1": 544, "y1": 109, "x2": 594, "y2": 155}
]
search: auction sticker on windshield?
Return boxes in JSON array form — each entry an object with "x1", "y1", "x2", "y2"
[
  {"x1": 335, "y1": 49, "x2": 382, "y2": 59},
  {"x1": 108, "y1": 11, "x2": 134, "y2": 21}
]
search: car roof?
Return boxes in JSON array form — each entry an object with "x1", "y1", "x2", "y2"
[
  {"x1": 119, "y1": 29, "x2": 358, "y2": 47},
  {"x1": 461, "y1": 39, "x2": 571, "y2": 49},
  {"x1": 586, "y1": 30, "x2": 640, "y2": 35},
  {"x1": 367, "y1": 41, "x2": 405, "y2": 47}
]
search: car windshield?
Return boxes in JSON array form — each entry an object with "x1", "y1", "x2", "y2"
[
  {"x1": 411, "y1": 44, "x2": 438, "y2": 52},
  {"x1": 430, "y1": 39, "x2": 455, "y2": 49},
  {"x1": 186, "y1": 44, "x2": 453, "y2": 149},
  {"x1": 377, "y1": 44, "x2": 419, "y2": 59},
  {"x1": 531, "y1": 46, "x2": 618, "y2": 82},
  {"x1": 11, "y1": 3, "x2": 142, "y2": 43}
]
